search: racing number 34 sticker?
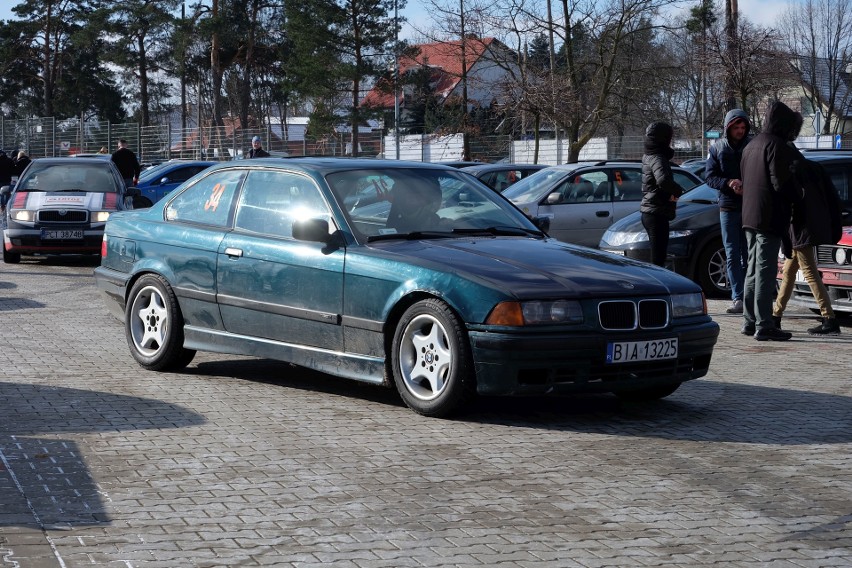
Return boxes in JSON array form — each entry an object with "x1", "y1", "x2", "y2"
[{"x1": 205, "y1": 183, "x2": 227, "y2": 212}]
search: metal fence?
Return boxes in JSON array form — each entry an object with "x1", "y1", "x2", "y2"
[{"x1": 1, "y1": 116, "x2": 848, "y2": 166}]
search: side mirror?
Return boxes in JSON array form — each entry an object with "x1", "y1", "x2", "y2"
[
  {"x1": 159, "y1": 177, "x2": 170, "y2": 185},
  {"x1": 0, "y1": 185, "x2": 11, "y2": 196},
  {"x1": 531, "y1": 215, "x2": 550, "y2": 234},
  {"x1": 545, "y1": 192, "x2": 562, "y2": 205},
  {"x1": 292, "y1": 218, "x2": 330, "y2": 243}
]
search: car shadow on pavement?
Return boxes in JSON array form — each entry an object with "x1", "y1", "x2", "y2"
[
  {"x1": 0, "y1": 382, "x2": 206, "y2": 529},
  {"x1": 189, "y1": 358, "x2": 851, "y2": 446}
]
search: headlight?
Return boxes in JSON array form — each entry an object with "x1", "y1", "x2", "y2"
[
  {"x1": 600, "y1": 229, "x2": 648, "y2": 247},
  {"x1": 486, "y1": 300, "x2": 584, "y2": 326},
  {"x1": 668, "y1": 230, "x2": 694, "y2": 239},
  {"x1": 671, "y1": 292, "x2": 706, "y2": 317},
  {"x1": 834, "y1": 247, "x2": 850, "y2": 265},
  {"x1": 93, "y1": 211, "x2": 111, "y2": 222},
  {"x1": 12, "y1": 210, "x2": 34, "y2": 222}
]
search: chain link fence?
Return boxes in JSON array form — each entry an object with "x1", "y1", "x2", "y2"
[{"x1": 2, "y1": 116, "x2": 848, "y2": 166}]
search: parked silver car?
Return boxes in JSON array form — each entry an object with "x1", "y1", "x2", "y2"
[{"x1": 503, "y1": 161, "x2": 703, "y2": 248}]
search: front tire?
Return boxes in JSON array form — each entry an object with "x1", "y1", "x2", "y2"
[
  {"x1": 696, "y1": 239, "x2": 728, "y2": 298},
  {"x1": 616, "y1": 383, "x2": 680, "y2": 401},
  {"x1": 391, "y1": 299, "x2": 474, "y2": 417},
  {"x1": 125, "y1": 274, "x2": 196, "y2": 371},
  {"x1": 2, "y1": 240, "x2": 20, "y2": 264}
]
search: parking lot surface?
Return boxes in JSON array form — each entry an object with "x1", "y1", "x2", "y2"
[{"x1": 1, "y1": 258, "x2": 850, "y2": 567}]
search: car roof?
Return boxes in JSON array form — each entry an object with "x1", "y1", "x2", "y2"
[
  {"x1": 463, "y1": 163, "x2": 548, "y2": 173},
  {"x1": 207, "y1": 157, "x2": 461, "y2": 175},
  {"x1": 32, "y1": 157, "x2": 115, "y2": 165}
]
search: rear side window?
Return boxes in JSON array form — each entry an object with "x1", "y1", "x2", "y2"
[{"x1": 165, "y1": 169, "x2": 244, "y2": 227}]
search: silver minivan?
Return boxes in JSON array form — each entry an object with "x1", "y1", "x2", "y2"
[{"x1": 503, "y1": 161, "x2": 702, "y2": 248}]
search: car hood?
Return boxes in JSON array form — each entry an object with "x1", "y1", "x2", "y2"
[
  {"x1": 368, "y1": 237, "x2": 697, "y2": 298},
  {"x1": 11, "y1": 190, "x2": 120, "y2": 210},
  {"x1": 609, "y1": 198, "x2": 718, "y2": 233}
]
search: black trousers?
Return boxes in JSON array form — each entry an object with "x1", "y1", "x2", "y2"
[{"x1": 641, "y1": 212, "x2": 669, "y2": 267}]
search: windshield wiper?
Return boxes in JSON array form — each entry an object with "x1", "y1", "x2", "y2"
[
  {"x1": 366, "y1": 231, "x2": 455, "y2": 243},
  {"x1": 452, "y1": 226, "x2": 544, "y2": 237},
  {"x1": 52, "y1": 188, "x2": 85, "y2": 192},
  {"x1": 681, "y1": 198, "x2": 716, "y2": 204}
]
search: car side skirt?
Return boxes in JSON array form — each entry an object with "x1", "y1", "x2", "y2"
[{"x1": 183, "y1": 325, "x2": 388, "y2": 385}]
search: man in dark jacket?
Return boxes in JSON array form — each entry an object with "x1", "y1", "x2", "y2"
[
  {"x1": 640, "y1": 121, "x2": 682, "y2": 267},
  {"x1": 111, "y1": 139, "x2": 141, "y2": 187},
  {"x1": 248, "y1": 136, "x2": 270, "y2": 158},
  {"x1": 739, "y1": 101, "x2": 800, "y2": 341},
  {"x1": 705, "y1": 109, "x2": 752, "y2": 314}
]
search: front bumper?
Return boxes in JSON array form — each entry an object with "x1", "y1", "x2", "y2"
[
  {"x1": 469, "y1": 320, "x2": 719, "y2": 396},
  {"x1": 4, "y1": 225, "x2": 103, "y2": 255}
]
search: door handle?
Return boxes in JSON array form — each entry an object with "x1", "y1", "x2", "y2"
[
  {"x1": 595, "y1": 211, "x2": 610, "y2": 217},
  {"x1": 224, "y1": 247, "x2": 243, "y2": 258}
]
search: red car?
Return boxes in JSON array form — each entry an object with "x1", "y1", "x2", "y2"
[{"x1": 780, "y1": 226, "x2": 852, "y2": 315}]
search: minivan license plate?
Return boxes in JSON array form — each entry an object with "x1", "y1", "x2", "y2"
[
  {"x1": 606, "y1": 338, "x2": 678, "y2": 364},
  {"x1": 41, "y1": 229, "x2": 84, "y2": 240}
]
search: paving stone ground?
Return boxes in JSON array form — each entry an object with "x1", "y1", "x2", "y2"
[{"x1": 0, "y1": 257, "x2": 850, "y2": 567}]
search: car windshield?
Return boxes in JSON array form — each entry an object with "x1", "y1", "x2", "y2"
[
  {"x1": 679, "y1": 183, "x2": 718, "y2": 202},
  {"x1": 327, "y1": 168, "x2": 543, "y2": 242},
  {"x1": 138, "y1": 162, "x2": 176, "y2": 183},
  {"x1": 16, "y1": 163, "x2": 118, "y2": 193},
  {"x1": 501, "y1": 167, "x2": 569, "y2": 203}
]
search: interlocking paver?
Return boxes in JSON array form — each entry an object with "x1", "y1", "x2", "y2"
[{"x1": 1, "y1": 258, "x2": 851, "y2": 566}]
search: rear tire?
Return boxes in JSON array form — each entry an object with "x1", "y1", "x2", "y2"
[{"x1": 125, "y1": 274, "x2": 196, "y2": 371}]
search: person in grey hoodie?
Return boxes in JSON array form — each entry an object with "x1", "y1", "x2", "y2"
[{"x1": 705, "y1": 109, "x2": 752, "y2": 314}]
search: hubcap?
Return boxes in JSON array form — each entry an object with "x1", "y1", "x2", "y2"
[
  {"x1": 399, "y1": 314, "x2": 452, "y2": 401},
  {"x1": 130, "y1": 285, "x2": 169, "y2": 356}
]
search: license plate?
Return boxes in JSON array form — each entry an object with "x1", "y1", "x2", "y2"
[
  {"x1": 41, "y1": 229, "x2": 84, "y2": 240},
  {"x1": 606, "y1": 338, "x2": 678, "y2": 364}
]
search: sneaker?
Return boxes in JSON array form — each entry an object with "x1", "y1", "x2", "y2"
[
  {"x1": 726, "y1": 299, "x2": 744, "y2": 314},
  {"x1": 741, "y1": 323, "x2": 755, "y2": 336},
  {"x1": 754, "y1": 327, "x2": 792, "y2": 341},
  {"x1": 807, "y1": 318, "x2": 841, "y2": 335}
]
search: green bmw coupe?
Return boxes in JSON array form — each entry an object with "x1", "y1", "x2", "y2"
[{"x1": 94, "y1": 158, "x2": 719, "y2": 417}]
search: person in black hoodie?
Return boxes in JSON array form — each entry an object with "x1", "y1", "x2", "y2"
[
  {"x1": 705, "y1": 109, "x2": 752, "y2": 314},
  {"x1": 640, "y1": 121, "x2": 682, "y2": 267},
  {"x1": 739, "y1": 101, "x2": 800, "y2": 341}
]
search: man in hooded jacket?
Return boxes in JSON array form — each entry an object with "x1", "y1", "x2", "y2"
[
  {"x1": 739, "y1": 101, "x2": 800, "y2": 341},
  {"x1": 640, "y1": 121, "x2": 682, "y2": 267},
  {"x1": 705, "y1": 109, "x2": 752, "y2": 314}
]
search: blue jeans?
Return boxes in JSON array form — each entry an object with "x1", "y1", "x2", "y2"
[
  {"x1": 720, "y1": 209, "x2": 747, "y2": 301},
  {"x1": 743, "y1": 229, "x2": 781, "y2": 331}
]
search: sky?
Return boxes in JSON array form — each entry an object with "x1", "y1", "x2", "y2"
[
  {"x1": 0, "y1": 0, "x2": 793, "y2": 41},
  {"x1": 398, "y1": 0, "x2": 794, "y2": 40}
]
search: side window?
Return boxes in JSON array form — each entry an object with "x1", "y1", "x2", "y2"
[
  {"x1": 673, "y1": 171, "x2": 700, "y2": 192},
  {"x1": 235, "y1": 170, "x2": 332, "y2": 239},
  {"x1": 171, "y1": 167, "x2": 201, "y2": 183},
  {"x1": 613, "y1": 169, "x2": 643, "y2": 201},
  {"x1": 823, "y1": 164, "x2": 849, "y2": 202},
  {"x1": 165, "y1": 169, "x2": 243, "y2": 227}
]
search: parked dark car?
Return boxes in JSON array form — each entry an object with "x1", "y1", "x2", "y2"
[
  {"x1": 2, "y1": 157, "x2": 139, "y2": 263},
  {"x1": 134, "y1": 160, "x2": 217, "y2": 207},
  {"x1": 94, "y1": 158, "x2": 719, "y2": 417},
  {"x1": 503, "y1": 161, "x2": 702, "y2": 248},
  {"x1": 600, "y1": 151, "x2": 852, "y2": 296},
  {"x1": 463, "y1": 163, "x2": 548, "y2": 192},
  {"x1": 680, "y1": 157, "x2": 708, "y2": 180}
]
